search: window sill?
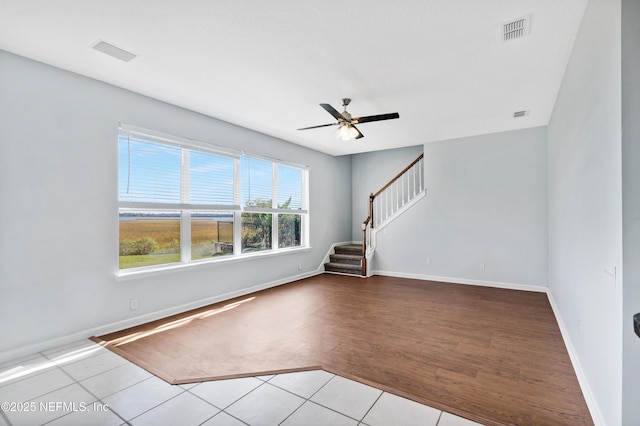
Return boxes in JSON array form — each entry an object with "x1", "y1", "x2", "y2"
[{"x1": 115, "y1": 246, "x2": 312, "y2": 282}]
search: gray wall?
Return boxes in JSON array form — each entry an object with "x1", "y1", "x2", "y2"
[
  {"x1": 0, "y1": 51, "x2": 352, "y2": 359},
  {"x1": 622, "y1": 0, "x2": 640, "y2": 422},
  {"x1": 547, "y1": 0, "x2": 623, "y2": 424},
  {"x1": 370, "y1": 127, "x2": 548, "y2": 289},
  {"x1": 350, "y1": 145, "x2": 424, "y2": 241}
]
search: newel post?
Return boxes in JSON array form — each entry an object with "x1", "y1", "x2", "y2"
[{"x1": 369, "y1": 193, "x2": 375, "y2": 229}]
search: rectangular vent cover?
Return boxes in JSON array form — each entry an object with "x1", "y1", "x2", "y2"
[
  {"x1": 503, "y1": 16, "x2": 531, "y2": 41},
  {"x1": 91, "y1": 40, "x2": 137, "y2": 62},
  {"x1": 513, "y1": 110, "x2": 529, "y2": 118}
]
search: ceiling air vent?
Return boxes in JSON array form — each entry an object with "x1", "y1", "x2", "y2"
[
  {"x1": 513, "y1": 110, "x2": 529, "y2": 118},
  {"x1": 503, "y1": 15, "x2": 531, "y2": 41},
  {"x1": 91, "y1": 40, "x2": 137, "y2": 62}
]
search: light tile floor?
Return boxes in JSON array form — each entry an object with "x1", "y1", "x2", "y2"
[{"x1": 0, "y1": 339, "x2": 482, "y2": 426}]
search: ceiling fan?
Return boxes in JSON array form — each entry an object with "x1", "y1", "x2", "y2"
[{"x1": 297, "y1": 98, "x2": 399, "y2": 140}]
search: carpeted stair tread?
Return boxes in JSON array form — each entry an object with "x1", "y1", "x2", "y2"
[{"x1": 329, "y1": 253, "x2": 362, "y2": 265}]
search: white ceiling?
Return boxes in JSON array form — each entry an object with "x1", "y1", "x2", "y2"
[{"x1": 0, "y1": 0, "x2": 587, "y2": 156}]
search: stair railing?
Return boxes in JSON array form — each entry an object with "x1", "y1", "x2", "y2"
[{"x1": 362, "y1": 153, "x2": 424, "y2": 275}]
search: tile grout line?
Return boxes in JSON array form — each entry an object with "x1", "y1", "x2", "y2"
[
  {"x1": 186, "y1": 377, "x2": 269, "y2": 411},
  {"x1": 5, "y1": 344, "x2": 476, "y2": 426},
  {"x1": 272, "y1": 372, "x2": 344, "y2": 425},
  {"x1": 267, "y1": 371, "x2": 462, "y2": 426},
  {"x1": 40, "y1": 349, "x2": 132, "y2": 426},
  {"x1": 197, "y1": 410, "x2": 249, "y2": 426},
  {"x1": 358, "y1": 390, "x2": 384, "y2": 424},
  {"x1": 125, "y1": 389, "x2": 192, "y2": 425},
  {"x1": 218, "y1": 380, "x2": 283, "y2": 426},
  {"x1": 185, "y1": 371, "x2": 371, "y2": 425},
  {"x1": 2, "y1": 348, "x2": 118, "y2": 426},
  {"x1": 186, "y1": 377, "x2": 268, "y2": 425},
  {"x1": 1, "y1": 349, "x2": 72, "y2": 426},
  {"x1": 40, "y1": 345, "x2": 217, "y2": 425},
  {"x1": 0, "y1": 354, "x2": 60, "y2": 390},
  {"x1": 269, "y1": 372, "x2": 341, "y2": 425},
  {"x1": 0, "y1": 409, "x2": 11, "y2": 426},
  {"x1": 266, "y1": 372, "x2": 378, "y2": 425}
]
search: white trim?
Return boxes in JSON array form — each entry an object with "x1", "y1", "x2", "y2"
[
  {"x1": 0, "y1": 270, "x2": 321, "y2": 365},
  {"x1": 240, "y1": 150, "x2": 309, "y2": 170},
  {"x1": 119, "y1": 202, "x2": 241, "y2": 211},
  {"x1": 546, "y1": 291, "x2": 605, "y2": 426},
  {"x1": 364, "y1": 190, "x2": 426, "y2": 257},
  {"x1": 243, "y1": 207, "x2": 308, "y2": 214},
  {"x1": 374, "y1": 189, "x2": 426, "y2": 233},
  {"x1": 372, "y1": 269, "x2": 548, "y2": 293},
  {"x1": 119, "y1": 123, "x2": 242, "y2": 158}
]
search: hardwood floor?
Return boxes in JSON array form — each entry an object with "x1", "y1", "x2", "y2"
[{"x1": 94, "y1": 274, "x2": 592, "y2": 425}]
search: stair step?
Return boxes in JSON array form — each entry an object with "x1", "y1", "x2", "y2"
[
  {"x1": 329, "y1": 254, "x2": 362, "y2": 265},
  {"x1": 324, "y1": 262, "x2": 362, "y2": 275},
  {"x1": 334, "y1": 244, "x2": 363, "y2": 256}
]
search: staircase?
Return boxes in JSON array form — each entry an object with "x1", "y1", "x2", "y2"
[
  {"x1": 324, "y1": 244, "x2": 363, "y2": 276},
  {"x1": 324, "y1": 153, "x2": 426, "y2": 277}
]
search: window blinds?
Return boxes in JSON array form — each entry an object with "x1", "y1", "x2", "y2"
[
  {"x1": 118, "y1": 135, "x2": 238, "y2": 209},
  {"x1": 118, "y1": 136, "x2": 181, "y2": 203},
  {"x1": 277, "y1": 164, "x2": 302, "y2": 210}
]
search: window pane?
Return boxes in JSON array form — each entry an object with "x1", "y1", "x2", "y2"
[
  {"x1": 190, "y1": 151, "x2": 234, "y2": 205},
  {"x1": 191, "y1": 212, "x2": 234, "y2": 259},
  {"x1": 278, "y1": 214, "x2": 301, "y2": 248},
  {"x1": 118, "y1": 136, "x2": 181, "y2": 203},
  {"x1": 277, "y1": 165, "x2": 302, "y2": 210},
  {"x1": 119, "y1": 211, "x2": 181, "y2": 269},
  {"x1": 241, "y1": 213, "x2": 272, "y2": 252},
  {"x1": 241, "y1": 157, "x2": 273, "y2": 207}
]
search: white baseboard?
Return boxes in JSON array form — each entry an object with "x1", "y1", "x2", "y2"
[
  {"x1": 546, "y1": 291, "x2": 605, "y2": 426},
  {"x1": 0, "y1": 270, "x2": 321, "y2": 364},
  {"x1": 372, "y1": 269, "x2": 548, "y2": 293}
]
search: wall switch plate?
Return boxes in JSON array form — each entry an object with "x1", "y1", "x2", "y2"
[
  {"x1": 480, "y1": 263, "x2": 485, "y2": 270},
  {"x1": 634, "y1": 313, "x2": 640, "y2": 338}
]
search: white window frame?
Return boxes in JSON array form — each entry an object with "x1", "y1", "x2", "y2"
[{"x1": 117, "y1": 124, "x2": 309, "y2": 277}]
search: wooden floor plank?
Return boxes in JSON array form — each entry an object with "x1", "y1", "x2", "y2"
[{"x1": 93, "y1": 274, "x2": 592, "y2": 425}]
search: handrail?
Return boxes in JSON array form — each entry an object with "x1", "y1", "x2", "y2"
[
  {"x1": 373, "y1": 153, "x2": 424, "y2": 198},
  {"x1": 361, "y1": 153, "x2": 424, "y2": 276}
]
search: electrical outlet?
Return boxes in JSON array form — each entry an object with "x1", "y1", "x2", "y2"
[
  {"x1": 426, "y1": 258, "x2": 431, "y2": 265},
  {"x1": 130, "y1": 299, "x2": 138, "y2": 310},
  {"x1": 577, "y1": 319, "x2": 581, "y2": 331},
  {"x1": 480, "y1": 263, "x2": 485, "y2": 271},
  {"x1": 298, "y1": 263, "x2": 302, "y2": 271}
]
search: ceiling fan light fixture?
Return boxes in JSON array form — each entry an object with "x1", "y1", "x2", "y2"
[{"x1": 336, "y1": 124, "x2": 351, "y2": 141}]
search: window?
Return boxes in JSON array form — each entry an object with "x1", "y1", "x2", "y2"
[
  {"x1": 191, "y1": 212, "x2": 234, "y2": 260},
  {"x1": 118, "y1": 126, "x2": 308, "y2": 271},
  {"x1": 240, "y1": 158, "x2": 306, "y2": 253},
  {"x1": 119, "y1": 211, "x2": 181, "y2": 269}
]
